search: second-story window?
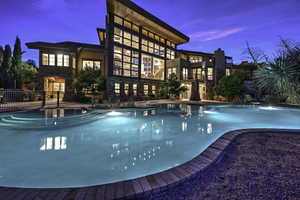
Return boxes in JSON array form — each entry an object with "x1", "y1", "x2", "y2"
[
  {"x1": 72, "y1": 57, "x2": 76, "y2": 69},
  {"x1": 42, "y1": 54, "x2": 49, "y2": 65},
  {"x1": 166, "y1": 49, "x2": 175, "y2": 60},
  {"x1": 49, "y1": 54, "x2": 55, "y2": 66},
  {"x1": 114, "y1": 27, "x2": 139, "y2": 49},
  {"x1": 189, "y1": 56, "x2": 203, "y2": 63},
  {"x1": 64, "y1": 55, "x2": 69, "y2": 67},
  {"x1": 182, "y1": 68, "x2": 188, "y2": 80},
  {"x1": 57, "y1": 54, "x2": 63, "y2": 66},
  {"x1": 42, "y1": 53, "x2": 69, "y2": 67},
  {"x1": 83, "y1": 60, "x2": 101, "y2": 70}
]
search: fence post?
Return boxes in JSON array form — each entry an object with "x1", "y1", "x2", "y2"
[{"x1": 57, "y1": 91, "x2": 60, "y2": 108}]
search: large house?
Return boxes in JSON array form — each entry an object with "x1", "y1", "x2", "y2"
[{"x1": 26, "y1": 0, "x2": 233, "y2": 101}]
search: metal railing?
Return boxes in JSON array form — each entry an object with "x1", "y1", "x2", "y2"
[{"x1": 0, "y1": 90, "x2": 64, "y2": 113}]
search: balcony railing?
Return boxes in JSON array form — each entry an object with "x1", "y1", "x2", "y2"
[{"x1": 39, "y1": 66, "x2": 74, "y2": 76}]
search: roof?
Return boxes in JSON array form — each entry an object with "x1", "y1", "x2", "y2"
[
  {"x1": 178, "y1": 49, "x2": 214, "y2": 56},
  {"x1": 178, "y1": 49, "x2": 233, "y2": 59},
  {"x1": 232, "y1": 62, "x2": 258, "y2": 70},
  {"x1": 26, "y1": 41, "x2": 105, "y2": 51},
  {"x1": 108, "y1": 0, "x2": 189, "y2": 44}
]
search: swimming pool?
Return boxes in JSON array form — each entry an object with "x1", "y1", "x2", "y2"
[{"x1": 0, "y1": 104, "x2": 299, "y2": 188}]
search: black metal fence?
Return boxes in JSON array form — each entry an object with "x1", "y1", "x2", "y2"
[{"x1": 0, "y1": 90, "x2": 64, "y2": 113}]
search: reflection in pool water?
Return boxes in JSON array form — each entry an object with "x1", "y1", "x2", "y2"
[
  {"x1": 0, "y1": 104, "x2": 299, "y2": 188},
  {"x1": 40, "y1": 136, "x2": 67, "y2": 151}
]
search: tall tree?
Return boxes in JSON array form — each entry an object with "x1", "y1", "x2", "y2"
[
  {"x1": 1, "y1": 45, "x2": 12, "y2": 88},
  {"x1": 0, "y1": 45, "x2": 3, "y2": 66},
  {"x1": 12, "y1": 36, "x2": 23, "y2": 89},
  {"x1": 0, "y1": 45, "x2": 4, "y2": 88}
]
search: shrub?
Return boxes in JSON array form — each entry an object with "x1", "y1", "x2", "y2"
[
  {"x1": 215, "y1": 72, "x2": 247, "y2": 101},
  {"x1": 263, "y1": 95, "x2": 286, "y2": 104},
  {"x1": 244, "y1": 94, "x2": 254, "y2": 103},
  {"x1": 74, "y1": 93, "x2": 92, "y2": 103}
]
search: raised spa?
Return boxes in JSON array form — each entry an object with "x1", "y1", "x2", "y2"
[{"x1": 0, "y1": 104, "x2": 299, "y2": 188}]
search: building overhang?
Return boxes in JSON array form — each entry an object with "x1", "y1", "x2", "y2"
[
  {"x1": 178, "y1": 49, "x2": 233, "y2": 59},
  {"x1": 26, "y1": 42, "x2": 105, "y2": 52},
  {"x1": 107, "y1": 0, "x2": 189, "y2": 45}
]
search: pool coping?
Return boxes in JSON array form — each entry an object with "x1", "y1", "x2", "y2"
[{"x1": 1, "y1": 128, "x2": 299, "y2": 200}]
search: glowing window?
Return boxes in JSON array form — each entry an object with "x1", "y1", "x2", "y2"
[
  {"x1": 208, "y1": 68, "x2": 214, "y2": 80},
  {"x1": 114, "y1": 83, "x2": 120, "y2": 96},
  {"x1": 42, "y1": 54, "x2": 49, "y2": 66},
  {"x1": 152, "y1": 85, "x2": 156, "y2": 95},
  {"x1": 49, "y1": 54, "x2": 55, "y2": 66},
  {"x1": 133, "y1": 84, "x2": 137, "y2": 96},
  {"x1": 182, "y1": 68, "x2": 188, "y2": 80},
  {"x1": 144, "y1": 84, "x2": 149, "y2": 96},
  {"x1": 141, "y1": 54, "x2": 164, "y2": 80},
  {"x1": 83, "y1": 60, "x2": 93, "y2": 69},
  {"x1": 132, "y1": 24, "x2": 139, "y2": 33},
  {"x1": 94, "y1": 61, "x2": 101, "y2": 70},
  {"x1": 64, "y1": 55, "x2": 69, "y2": 67},
  {"x1": 114, "y1": 15, "x2": 123, "y2": 25},
  {"x1": 125, "y1": 83, "x2": 129, "y2": 95},
  {"x1": 57, "y1": 54, "x2": 63, "y2": 66},
  {"x1": 124, "y1": 20, "x2": 131, "y2": 29},
  {"x1": 72, "y1": 57, "x2": 76, "y2": 69},
  {"x1": 168, "y1": 68, "x2": 176, "y2": 79},
  {"x1": 226, "y1": 68, "x2": 231, "y2": 76}
]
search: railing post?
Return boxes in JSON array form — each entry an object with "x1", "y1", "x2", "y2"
[{"x1": 57, "y1": 91, "x2": 60, "y2": 108}]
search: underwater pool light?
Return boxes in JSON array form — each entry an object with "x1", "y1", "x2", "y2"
[
  {"x1": 204, "y1": 111, "x2": 218, "y2": 114},
  {"x1": 107, "y1": 111, "x2": 123, "y2": 116},
  {"x1": 260, "y1": 106, "x2": 280, "y2": 111}
]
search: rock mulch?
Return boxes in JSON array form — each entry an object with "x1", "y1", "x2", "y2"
[{"x1": 142, "y1": 133, "x2": 300, "y2": 200}]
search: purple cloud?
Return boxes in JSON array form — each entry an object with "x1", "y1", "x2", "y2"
[{"x1": 190, "y1": 27, "x2": 246, "y2": 41}]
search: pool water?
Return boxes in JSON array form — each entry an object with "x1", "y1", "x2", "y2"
[{"x1": 0, "y1": 104, "x2": 299, "y2": 188}]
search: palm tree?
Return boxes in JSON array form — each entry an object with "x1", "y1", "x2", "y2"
[{"x1": 254, "y1": 40, "x2": 300, "y2": 104}]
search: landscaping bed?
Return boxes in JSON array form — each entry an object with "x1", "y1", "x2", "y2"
[{"x1": 144, "y1": 133, "x2": 300, "y2": 200}]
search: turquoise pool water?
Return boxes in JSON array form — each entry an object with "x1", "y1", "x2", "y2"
[{"x1": 0, "y1": 104, "x2": 299, "y2": 188}]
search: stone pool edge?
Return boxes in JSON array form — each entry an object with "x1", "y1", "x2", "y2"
[{"x1": 1, "y1": 128, "x2": 300, "y2": 200}]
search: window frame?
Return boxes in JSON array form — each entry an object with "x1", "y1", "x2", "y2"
[{"x1": 82, "y1": 59, "x2": 101, "y2": 70}]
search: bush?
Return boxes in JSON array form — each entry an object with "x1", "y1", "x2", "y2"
[
  {"x1": 263, "y1": 95, "x2": 286, "y2": 104},
  {"x1": 232, "y1": 96, "x2": 246, "y2": 104},
  {"x1": 215, "y1": 72, "x2": 247, "y2": 101},
  {"x1": 244, "y1": 94, "x2": 254, "y2": 103},
  {"x1": 74, "y1": 93, "x2": 92, "y2": 103}
]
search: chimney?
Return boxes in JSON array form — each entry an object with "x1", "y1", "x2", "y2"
[{"x1": 214, "y1": 48, "x2": 226, "y2": 84}]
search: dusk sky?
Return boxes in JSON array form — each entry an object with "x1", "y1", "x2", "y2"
[{"x1": 1, "y1": 0, "x2": 300, "y2": 64}]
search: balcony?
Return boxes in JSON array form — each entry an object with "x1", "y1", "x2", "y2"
[{"x1": 39, "y1": 66, "x2": 74, "y2": 77}]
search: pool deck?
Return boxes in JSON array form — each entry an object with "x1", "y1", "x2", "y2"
[{"x1": 0, "y1": 128, "x2": 299, "y2": 200}]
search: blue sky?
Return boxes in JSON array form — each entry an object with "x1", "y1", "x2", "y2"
[{"x1": 1, "y1": 0, "x2": 299, "y2": 64}]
